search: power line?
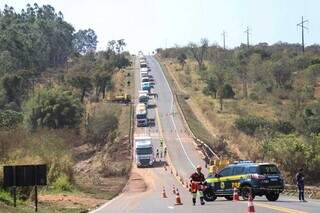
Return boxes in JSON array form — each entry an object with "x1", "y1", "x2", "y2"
[
  {"x1": 297, "y1": 16, "x2": 309, "y2": 53},
  {"x1": 244, "y1": 26, "x2": 250, "y2": 47},
  {"x1": 221, "y1": 31, "x2": 227, "y2": 49}
]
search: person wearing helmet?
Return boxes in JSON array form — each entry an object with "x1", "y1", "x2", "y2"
[{"x1": 190, "y1": 165, "x2": 205, "y2": 205}]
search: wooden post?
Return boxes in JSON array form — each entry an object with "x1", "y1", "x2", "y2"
[
  {"x1": 13, "y1": 166, "x2": 16, "y2": 207},
  {"x1": 35, "y1": 166, "x2": 38, "y2": 212}
]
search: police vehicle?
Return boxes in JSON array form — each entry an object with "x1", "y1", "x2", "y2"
[{"x1": 203, "y1": 161, "x2": 284, "y2": 201}]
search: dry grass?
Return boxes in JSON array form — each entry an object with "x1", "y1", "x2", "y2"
[{"x1": 160, "y1": 57, "x2": 282, "y2": 160}]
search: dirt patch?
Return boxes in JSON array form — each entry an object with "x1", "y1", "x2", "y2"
[
  {"x1": 39, "y1": 194, "x2": 105, "y2": 208},
  {"x1": 123, "y1": 172, "x2": 147, "y2": 193}
]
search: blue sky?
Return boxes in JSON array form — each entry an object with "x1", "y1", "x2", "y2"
[{"x1": 0, "y1": 0, "x2": 319, "y2": 53}]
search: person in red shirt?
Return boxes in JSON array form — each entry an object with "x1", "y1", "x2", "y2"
[{"x1": 190, "y1": 165, "x2": 205, "y2": 205}]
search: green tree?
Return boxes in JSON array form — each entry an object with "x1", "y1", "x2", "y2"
[
  {"x1": 73, "y1": 29, "x2": 98, "y2": 55},
  {"x1": 24, "y1": 86, "x2": 83, "y2": 130}
]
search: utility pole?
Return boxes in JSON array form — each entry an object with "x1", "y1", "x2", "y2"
[
  {"x1": 244, "y1": 26, "x2": 250, "y2": 47},
  {"x1": 297, "y1": 16, "x2": 308, "y2": 53},
  {"x1": 221, "y1": 31, "x2": 227, "y2": 49}
]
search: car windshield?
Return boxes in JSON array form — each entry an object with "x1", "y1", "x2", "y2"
[
  {"x1": 136, "y1": 147, "x2": 153, "y2": 155},
  {"x1": 259, "y1": 165, "x2": 280, "y2": 175}
]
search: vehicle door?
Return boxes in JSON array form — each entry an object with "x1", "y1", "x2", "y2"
[
  {"x1": 230, "y1": 166, "x2": 245, "y2": 193},
  {"x1": 214, "y1": 167, "x2": 233, "y2": 195}
]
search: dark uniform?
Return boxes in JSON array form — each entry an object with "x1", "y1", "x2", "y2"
[
  {"x1": 295, "y1": 169, "x2": 306, "y2": 201},
  {"x1": 190, "y1": 171, "x2": 205, "y2": 205}
]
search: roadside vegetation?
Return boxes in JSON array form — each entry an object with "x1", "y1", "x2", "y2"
[
  {"x1": 0, "y1": 4, "x2": 132, "y2": 212},
  {"x1": 157, "y1": 40, "x2": 320, "y2": 185}
]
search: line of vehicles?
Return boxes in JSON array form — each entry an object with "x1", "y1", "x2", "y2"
[
  {"x1": 132, "y1": 54, "x2": 285, "y2": 202},
  {"x1": 134, "y1": 53, "x2": 156, "y2": 168}
]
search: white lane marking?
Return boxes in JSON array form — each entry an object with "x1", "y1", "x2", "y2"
[
  {"x1": 151, "y1": 56, "x2": 196, "y2": 169},
  {"x1": 168, "y1": 206, "x2": 174, "y2": 209},
  {"x1": 90, "y1": 193, "x2": 124, "y2": 213}
]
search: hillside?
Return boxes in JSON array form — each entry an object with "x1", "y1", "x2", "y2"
[
  {"x1": 157, "y1": 42, "x2": 320, "y2": 185},
  {"x1": 0, "y1": 4, "x2": 133, "y2": 212}
]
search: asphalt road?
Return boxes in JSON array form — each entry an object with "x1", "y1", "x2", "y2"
[{"x1": 92, "y1": 56, "x2": 320, "y2": 213}]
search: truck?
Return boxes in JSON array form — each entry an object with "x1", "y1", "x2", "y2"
[
  {"x1": 134, "y1": 135, "x2": 154, "y2": 167},
  {"x1": 136, "y1": 103, "x2": 148, "y2": 127},
  {"x1": 106, "y1": 94, "x2": 131, "y2": 104}
]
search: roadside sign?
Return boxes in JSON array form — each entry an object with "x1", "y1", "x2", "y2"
[{"x1": 3, "y1": 164, "x2": 47, "y2": 212}]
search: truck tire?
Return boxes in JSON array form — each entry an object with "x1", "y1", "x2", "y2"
[
  {"x1": 203, "y1": 188, "x2": 217, "y2": 202},
  {"x1": 266, "y1": 192, "x2": 280, "y2": 201}
]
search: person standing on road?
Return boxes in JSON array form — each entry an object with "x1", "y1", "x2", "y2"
[
  {"x1": 156, "y1": 148, "x2": 159, "y2": 160},
  {"x1": 189, "y1": 165, "x2": 205, "y2": 206},
  {"x1": 296, "y1": 168, "x2": 307, "y2": 202}
]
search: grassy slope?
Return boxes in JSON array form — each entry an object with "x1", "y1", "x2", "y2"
[
  {"x1": 158, "y1": 57, "x2": 271, "y2": 160},
  {"x1": 0, "y1": 63, "x2": 134, "y2": 212}
]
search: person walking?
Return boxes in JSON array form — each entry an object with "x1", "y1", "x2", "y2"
[
  {"x1": 295, "y1": 168, "x2": 307, "y2": 202},
  {"x1": 189, "y1": 165, "x2": 205, "y2": 206}
]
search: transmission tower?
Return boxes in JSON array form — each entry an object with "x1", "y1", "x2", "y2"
[{"x1": 297, "y1": 16, "x2": 309, "y2": 53}]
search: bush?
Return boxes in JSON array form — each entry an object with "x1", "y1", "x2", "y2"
[
  {"x1": 0, "y1": 110, "x2": 23, "y2": 129},
  {"x1": 0, "y1": 189, "x2": 13, "y2": 205},
  {"x1": 235, "y1": 114, "x2": 272, "y2": 135},
  {"x1": 274, "y1": 121, "x2": 295, "y2": 134},
  {"x1": 249, "y1": 92, "x2": 259, "y2": 101},
  {"x1": 87, "y1": 105, "x2": 119, "y2": 144},
  {"x1": 222, "y1": 84, "x2": 235, "y2": 99},
  {"x1": 23, "y1": 86, "x2": 83, "y2": 130},
  {"x1": 52, "y1": 174, "x2": 73, "y2": 192}
]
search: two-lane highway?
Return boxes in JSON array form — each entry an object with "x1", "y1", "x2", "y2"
[{"x1": 92, "y1": 56, "x2": 320, "y2": 213}]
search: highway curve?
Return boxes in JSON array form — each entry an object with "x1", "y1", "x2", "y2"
[{"x1": 91, "y1": 56, "x2": 320, "y2": 213}]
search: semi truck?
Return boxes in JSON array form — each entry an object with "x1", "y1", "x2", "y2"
[
  {"x1": 134, "y1": 135, "x2": 154, "y2": 167},
  {"x1": 136, "y1": 103, "x2": 148, "y2": 127}
]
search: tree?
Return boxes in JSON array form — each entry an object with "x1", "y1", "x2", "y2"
[
  {"x1": 270, "y1": 57, "x2": 292, "y2": 89},
  {"x1": 208, "y1": 50, "x2": 232, "y2": 111},
  {"x1": 235, "y1": 49, "x2": 250, "y2": 99},
  {"x1": 203, "y1": 77, "x2": 217, "y2": 98},
  {"x1": 188, "y1": 38, "x2": 208, "y2": 71},
  {"x1": 73, "y1": 29, "x2": 98, "y2": 55},
  {"x1": 23, "y1": 86, "x2": 83, "y2": 130},
  {"x1": 177, "y1": 53, "x2": 187, "y2": 70},
  {"x1": 67, "y1": 71, "x2": 92, "y2": 102}
]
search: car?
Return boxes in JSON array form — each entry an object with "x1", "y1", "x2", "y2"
[{"x1": 203, "y1": 161, "x2": 284, "y2": 202}]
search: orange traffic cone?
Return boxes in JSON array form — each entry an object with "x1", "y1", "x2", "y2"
[
  {"x1": 247, "y1": 194, "x2": 255, "y2": 213},
  {"x1": 162, "y1": 187, "x2": 167, "y2": 198},
  {"x1": 172, "y1": 185, "x2": 176, "y2": 194},
  {"x1": 174, "y1": 188, "x2": 183, "y2": 205},
  {"x1": 233, "y1": 187, "x2": 240, "y2": 201}
]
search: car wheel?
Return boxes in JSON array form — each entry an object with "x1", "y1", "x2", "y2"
[
  {"x1": 240, "y1": 186, "x2": 255, "y2": 201},
  {"x1": 224, "y1": 196, "x2": 233, "y2": 201},
  {"x1": 266, "y1": 192, "x2": 279, "y2": 201},
  {"x1": 203, "y1": 188, "x2": 217, "y2": 202}
]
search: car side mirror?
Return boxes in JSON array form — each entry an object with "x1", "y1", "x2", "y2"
[{"x1": 215, "y1": 173, "x2": 221, "y2": 178}]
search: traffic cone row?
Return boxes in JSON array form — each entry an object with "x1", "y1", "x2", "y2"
[{"x1": 161, "y1": 185, "x2": 183, "y2": 206}]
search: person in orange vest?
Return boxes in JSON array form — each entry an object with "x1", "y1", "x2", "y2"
[{"x1": 189, "y1": 165, "x2": 205, "y2": 205}]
